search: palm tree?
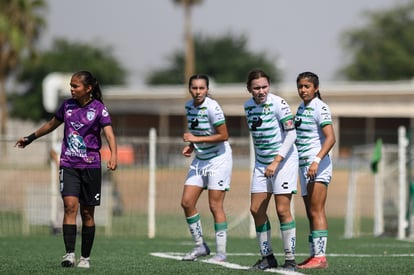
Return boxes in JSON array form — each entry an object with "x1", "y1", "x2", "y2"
[
  {"x1": 0, "y1": 0, "x2": 46, "y2": 143},
  {"x1": 172, "y1": 0, "x2": 203, "y2": 84}
]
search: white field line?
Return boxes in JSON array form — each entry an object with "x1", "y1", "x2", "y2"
[
  {"x1": 150, "y1": 252, "x2": 305, "y2": 274},
  {"x1": 150, "y1": 251, "x2": 414, "y2": 274},
  {"x1": 226, "y1": 252, "x2": 414, "y2": 257}
]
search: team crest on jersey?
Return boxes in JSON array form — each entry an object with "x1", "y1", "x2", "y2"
[
  {"x1": 263, "y1": 104, "x2": 270, "y2": 115},
  {"x1": 87, "y1": 108, "x2": 96, "y2": 121},
  {"x1": 198, "y1": 107, "x2": 207, "y2": 116},
  {"x1": 304, "y1": 107, "x2": 313, "y2": 116}
]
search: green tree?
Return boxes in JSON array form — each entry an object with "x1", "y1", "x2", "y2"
[
  {"x1": 339, "y1": 1, "x2": 414, "y2": 80},
  {"x1": 146, "y1": 33, "x2": 281, "y2": 85},
  {"x1": 10, "y1": 39, "x2": 126, "y2": 121},
  {"x1": 0, "y1": 0, "x2": 46, "y2": 137}
]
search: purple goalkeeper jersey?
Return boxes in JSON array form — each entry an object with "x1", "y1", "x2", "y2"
[{"x1": 55, "y1": 98, "x2": 112, "y2": 168}]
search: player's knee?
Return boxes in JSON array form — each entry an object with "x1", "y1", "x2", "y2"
[
  {"x1": 64, "y1": 205, "x2": 78, "y2": 216},
  {"x1": 250, "y1": 206, "x2": 262, "y2": 218},
  {"x1": 181, "y1": 199, "x2": 192, "y2": 210},
  {"x1": 209, "y1": 202, "x2": 223, "y2": 214}
]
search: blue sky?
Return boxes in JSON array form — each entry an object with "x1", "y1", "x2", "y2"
[{"x1": 39, "y1": 0, "x2": 400, "y2": 86}]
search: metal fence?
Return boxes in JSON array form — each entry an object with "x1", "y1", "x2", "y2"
[
  {"x1": 1, "y1": 123, "x2": 255, "y2": 238},
  {"x1": 3, "y1": 120, "x2": 412, "y2": 239}
]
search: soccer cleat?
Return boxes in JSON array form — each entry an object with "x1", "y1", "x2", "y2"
[
  {"x1": 297, "y1": 256, "x2": 328, "y2": 269},
  {"x1": 209, "y1": 253, "x2": 227, "y2": 262},
  {"x1": 297, "y1": 256, "x2": 313, "y2": 266},
  {"x1": 61, "y1": 252, "x2": 75, "y2": 267},
  {"x1": 249, "y1": 254, "x2": 278, "y2": 270},
  {"x1": 182, "y1": 243, "x2": 210, "y2": 261},
  {"x1": 280, "y1": 259, "x2": 297, "y2": 271},
  {"x1": 77, "y1": 256, "x2": 90, "y2": 268}
]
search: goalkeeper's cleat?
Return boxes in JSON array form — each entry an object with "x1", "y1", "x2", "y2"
[
  {"x1": 77, "y1": 256, "x2": 90, "y2": 268},
  {"x1": 297, "y1": 256, "x2": 328, "y2": 269},
  {"x1": 182, "y1": 243, "x2": 210, "y2": 261},
  {"x1": 61, "y1": 252, "x2": 75, "y2": 267}
]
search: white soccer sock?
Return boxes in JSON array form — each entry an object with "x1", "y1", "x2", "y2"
[
  {"x1": 186, "y1": 213, "x2": 204, "y2": 246},
  {"x1": 280, "y1": 221, "x2": 296, "y2": 260},
  {"x1": 312, "y1": 230, "x2": 328, "y2": 257},
  {"x1": 256, "y1": 221, "x2": 273, "y2": 256},
  {"x1": 215, "y1": 222, "x2": 228, "y2": 254},
  {"x1": 215, "y1": 230, "x2": 227, "y2": 254}
]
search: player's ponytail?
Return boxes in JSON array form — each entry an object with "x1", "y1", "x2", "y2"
[
  {"x1": 316, "y1": 90, "x2": 322, "y2": 100},
  {"x1": 91, "y1": 79, "x2": 103, "y2": 103}
]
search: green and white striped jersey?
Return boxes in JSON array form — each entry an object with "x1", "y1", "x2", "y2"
[
  {"x1": 244, "y1": 93, "x2": 295, "y2": 165},
  {"x1": 295, "y1": 97, "x2": 333, "y2": 166},
  {"x1": 185, "y1": 97, "x2": 228, "y2": 160}
]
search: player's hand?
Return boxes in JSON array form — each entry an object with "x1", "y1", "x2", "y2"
[
  {"x1": 264, "y1": 162, "x2": 278, "y2": 178},
  {"x1": 15, "y1": 136, "x2": 33, "y2": 148},
  {"x1": 307, "y1": 162, "x2": 319, "y2": 179},
  {"x1": 107, "y1": 163, "x2": 117, "y2": 171},
  {"x1": 15, "y1": 133, "x2": 36, "y2": 148},
  {"x1": 182, "y1": 145, "x2": 193, "y2": 157},
  {"x1": 107, "y1": 157, "x2": 117, "y2": 171},
  {"x1": 183, "y1": 132, "x2": 197, "y2": 143}
]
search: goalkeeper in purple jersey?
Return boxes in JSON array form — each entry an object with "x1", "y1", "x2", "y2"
[{"x1": 15, "y1": 71, "x2": 118, "y2": 269}]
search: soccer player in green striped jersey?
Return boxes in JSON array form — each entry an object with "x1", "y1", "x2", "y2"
[
  {"x1": 295, "y1": 72, "x2": 336, "y2": 269},
  {"x1": 181, "y1": 74, "x2": 232, "y2": 262},
  {"x1": 244, "y1": 69, "x2": 298, "y2": 271}
]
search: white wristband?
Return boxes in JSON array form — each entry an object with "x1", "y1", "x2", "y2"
[{"x1": 314, "y1": 157, "x2": 321, "y2": 164}]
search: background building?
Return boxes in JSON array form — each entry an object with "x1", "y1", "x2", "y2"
[{"x1": 103, "y1": 80, "x2": 414, "y2": 158}]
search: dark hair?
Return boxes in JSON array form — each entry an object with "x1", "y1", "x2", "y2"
[
  {"x1": 188, "y1": 74, "x2": 209, "y2": 89},
  {"x1": 246, "y1": 69, "x2": 271, "y2": 91},
  {"x1": 296, "y1": 71, "x2": 322, "y2": 100},
  {"x1": 72, "y1": 71, "x2": 103, "y2": 102}
]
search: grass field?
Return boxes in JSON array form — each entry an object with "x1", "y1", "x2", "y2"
[{"x1": 1, "y1": 217, "x2": 414, "y2": 275}]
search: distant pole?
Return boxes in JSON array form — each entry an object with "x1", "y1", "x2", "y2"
[
  {"x1": 148, "y1": 128, "x2": 157, "y2": 238},
  {"x1": 398, "y1": 126, "x2": 408, "y2": 239},
  {"x1": 184, "y1": 1, "x2": 195, "y2": 86},
  {"x1": 183, "y1": 0, "x2": 195, "y2": 130},
  {"x1": 249, "y1": 136, "x2": 255, "y2": 238},
  {"x1": 174, "y1": 0, "x2": 201, "y2": 128}
]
